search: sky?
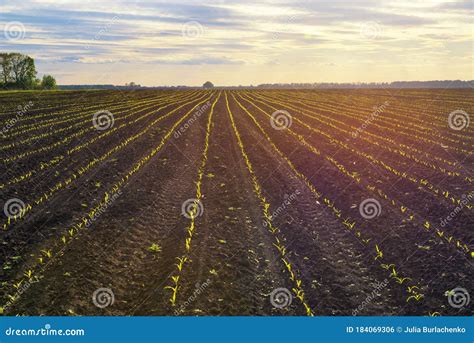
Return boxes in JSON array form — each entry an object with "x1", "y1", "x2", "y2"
[{"x1": 0, "y1": 0, "x2": 472, "y2": 86}]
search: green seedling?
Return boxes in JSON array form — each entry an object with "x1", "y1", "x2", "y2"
[
  {"x1": 147, "y1": 243, "x2": 162, "y2": 253},
  {"x1": 375, "y1": 245, "x2": 383, "y2": 260},
  {"x1": 406, "y1": 294, "x2": 424, "y2": 302}
]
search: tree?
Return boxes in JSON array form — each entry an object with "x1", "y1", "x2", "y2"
[
  {"x1": 10, "y1": 53, "x2": 37, "y2": 89},
  {"x1": 125, "y1": 82, "x2": 141, "y2": 88},
  {"x1": 203, "y1": 81, "x2": 214, "y2": 89},
  {"x1": 41, "y1": 75, "x2": 57, "y2": 89},
  {"x1": 0, "y1": 53, "x2": 37, "y2": 89},
  {"x1": 0, "y1": 54, "x2": 13, "y2": 85}
]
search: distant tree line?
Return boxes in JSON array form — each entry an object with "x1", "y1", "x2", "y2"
[
  {"x1": 58, "y1": 79, "x2": 474, "y2": 91},
  {"x1": 0, "y1": 53, "x2": 57, "y2": 90},
  {"x1": 257, "y1": 80, "x2": 474, "y2": 89}
]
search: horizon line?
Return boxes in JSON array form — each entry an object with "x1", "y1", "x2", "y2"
[{"x1": 58, "y1": 79, "x2": 474, "y2": 86}]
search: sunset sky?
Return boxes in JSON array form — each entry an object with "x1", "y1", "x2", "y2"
[{"x1": 1, "y1": 0, "x2": 472, "y2": 86}]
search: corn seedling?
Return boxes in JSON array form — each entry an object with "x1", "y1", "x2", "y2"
[
  {"x1": 41, "y1": 250, "x2": 52, "y2": 259},
  {"x1": 394, "y1": 277, "x2": 411, "y2": 284},
  {"x1": 406, "y1": 294, "x2": 424, "y2": 302},
  {"x1": 147, "y1": 243, "x2": 162, "y2": 253},
  {"x1": 175, "y1": 257, "x2": 188, "y2": 272},
  {"x1": 380, "y1": 263, "x2": 395, "y2": 270},
  {"x1": 13, "y1": 280, "x2": 23, "y2": 290},
  {"x1": 375, "y1": 245, "x2": 383, "y2": 260}
]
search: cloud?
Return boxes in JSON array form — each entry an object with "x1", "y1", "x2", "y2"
[
  {"x1": 438, "y1": 0, "x2": 473, "y2": 12},
  {"x1": 0, "y1": 0, "x2": 471, "y2": 84}
]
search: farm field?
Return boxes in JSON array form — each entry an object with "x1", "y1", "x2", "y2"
[{"x1": 0, "y1": 88, "x2": 472, "y2": 316}]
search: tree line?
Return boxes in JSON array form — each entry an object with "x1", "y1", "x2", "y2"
[
  {"x1": 257, "y1": 80, "x2": 474, "y2": 89},
  {"x1": 0, "y1": 53, "x2": 57, "y2": 90}
]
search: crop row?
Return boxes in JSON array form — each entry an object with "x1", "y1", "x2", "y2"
[
  {"x1": 0, "y1": 91, "x2": 154, "y2": 132},
  {"x1": 0, "y1": 92, "x2": 183, "y2": 147},
  {"x1": 244, "y1": 93, "x2": 471, "y2": 210},
  {"x1": 226, "y1": 92, "x2": 314, "y2": 316},
  {"x1": 1, "y1": 92, "x2": 210, "y2": 232},
  {"x1": 165, "y1": 92, "x2": 221, "y2": 307},
  {"x1": 230, "y1": 93, "x2": 428, "y2": 312},
  {"x1": 0, "y1": 91, "x2": 204, "y2": 191},
  {"x1": 256, "y1": 91, "x2": 470, "y2": 167},
  {"x1": 283, "y1": 90, "x2": 473, "y2": 143},
  {"x1": 239, "y1": 93, "x2": 471, "y2": 256},
  {"x1": 2, "y1": 93, "x2": 215, "y2": 314}
]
